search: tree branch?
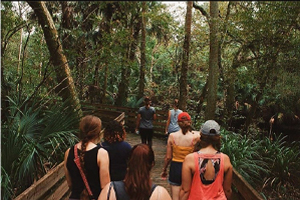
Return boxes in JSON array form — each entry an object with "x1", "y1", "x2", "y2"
[{"x1": 193, "y1": 1, "x2": 209, "y2": 19}]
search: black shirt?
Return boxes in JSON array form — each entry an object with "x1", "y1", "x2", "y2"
[{"x1": 67, "y1": 145, "x2": 101, "y2": 199}]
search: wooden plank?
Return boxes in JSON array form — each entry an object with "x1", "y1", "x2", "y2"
[
  {"x1": 153, "y1": 121, "x2": 166, "y2": 126},
  {"x1": 82, "y1": 103, "x2": 134, "y2": 112},
  {"x1": 232, "y1": 168, "x2": 264, "y2": 200},
  {"x1": 114, "y1": 112, "x2": 125, "y2": 124},
  {"x1": 46, "y1": 179, "x2": 69, "y2": 200},
  {"x1": 14, "y1": 162, "x2": 65, "y2": 200}
]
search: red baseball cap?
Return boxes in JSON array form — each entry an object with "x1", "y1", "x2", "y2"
[{"x1": 177, "y1": 112, "x2": 191, "y2": 122}]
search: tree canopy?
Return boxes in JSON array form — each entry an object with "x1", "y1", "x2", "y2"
[{"x1": 1, "y1": 1, "x2": 300, "y2": 199}]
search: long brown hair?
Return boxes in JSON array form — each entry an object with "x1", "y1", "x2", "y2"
[
  {"x1": 78, "y1": 115, "x2": 102, "y2": 171},
  {"x1": 124, "y1": 144, "x2": 155, "y2": 200}
]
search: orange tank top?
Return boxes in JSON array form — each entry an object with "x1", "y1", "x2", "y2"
[
  {"x1": 171, "y1": 135, "x2": 194, "y2": 162},
  {"x1": 188, "y1": 152, "x2": 226, "y2": 200}
]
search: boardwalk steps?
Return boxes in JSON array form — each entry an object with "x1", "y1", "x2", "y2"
[{"x1": 14, "y1": 104, "x2": 264, "y2": 200}]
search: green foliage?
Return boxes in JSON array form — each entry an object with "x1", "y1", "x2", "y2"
[
  {"x1": 1, "y1": 166, "x2": 14, "y2": 200},
  {"x1": 221, "y1": 130, "x2": 268, "y2": 186},
  {"x1": 126, "y1": 95, "x2": 144, "y2": 108},
  {"x1": 1, "y1": 96, "x2": 80, "y2": 199},
  {"x1": 221, "y1": 129, "x2": 300, "y2": 198},
  {"x1": 261, "y1": 134, "x2": 300, "y2": 193}
]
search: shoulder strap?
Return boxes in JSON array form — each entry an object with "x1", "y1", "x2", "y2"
[
  {"x1": 74, "y1": 144, "x2": 94, "y2": 198},
  {"x1": 107, "y1": 182, "x2": 113, "y2": 200},
  {"x1": 150, "y1": 184, "x2": 157, "y2": 194}
]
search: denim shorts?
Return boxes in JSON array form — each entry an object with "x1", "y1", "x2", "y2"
[{"x1": 168, "y1": 161, "x2": 183, "y2": 186}]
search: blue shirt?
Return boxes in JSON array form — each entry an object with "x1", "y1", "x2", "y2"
[
  {"x1": 101, "y1": 141, "x2": 132, "y2": 181},
  {"x1": 168, "y1": 109, "x2": 183, "y2": 133}
]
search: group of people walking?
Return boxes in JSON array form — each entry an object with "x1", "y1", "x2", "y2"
[{"x1": 63, "y1": 97, "x2": 233, "y2": 200}]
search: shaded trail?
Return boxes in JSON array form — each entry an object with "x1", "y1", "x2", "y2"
[{"x1": 124, "y1": 132, "x2": 171, "y2": 194}]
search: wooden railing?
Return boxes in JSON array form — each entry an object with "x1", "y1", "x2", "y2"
[
  {"x1": 232, "y1": 168, "x2": 264, "y2": 200},
  {"x1": 14, "y1": 162, "x2": 69, "y2": 200},
  {"x1": 81, "y1": 102, "x2": 168, "y2": 136},
  {"x1": 14, "y1": 109, "x2": 125, "y2": 200},
  {"x1": 14, "y1": 103, "x2": 264, "y2": 200}
]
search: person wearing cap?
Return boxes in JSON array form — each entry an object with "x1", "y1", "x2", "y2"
[
  {"x1": 180, "y1": 120, "x2": 233, "y2": 200},
  {"x1": 161, "y1": 112, "x2": 200, "y2": 200},
  {"x1": 135, "y1": 96, "x2": 157, "y2": 148},
  {"x1": 165, "y1": 99, "x2": 183, "y2": 144}
]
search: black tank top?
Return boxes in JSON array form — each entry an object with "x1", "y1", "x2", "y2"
[{"x1": 67, "y1": 145, "x2": 101, "y2": 199}]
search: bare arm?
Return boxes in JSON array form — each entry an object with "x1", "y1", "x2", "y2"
[
  {"x1": 98, "y1": 148, "x2": 110, "y2": 189},
  {"x1": 180, "y1": 153, "x2": 194, "y2": 200},
  {"x1": 153, "y1": 113, "x2": 157, "y2": 121},
  {"x1": 223, "y1": 154, "x2": 233, "y2": 199},
  {"x1": 161, "y1": 134, "x2": 173, "y2": 179},
  {"x1": 135, "y1": 113, "x2": 141, "y2": 132},
  {"x1": 63, "y1": 148, "x2": 72, "y2": 189},
  {"x1": 165, "y1": 110, "x2": 171, "y2": 134}
]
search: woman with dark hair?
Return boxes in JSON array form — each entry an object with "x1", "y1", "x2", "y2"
[
  {"x1": 161, "y1": 112, "x2": 200, "y2": 200},
  {"x1": 101, "y1": 120, "x2": 132, "y2": 181},
  {"x1": 180, "y1": 120, "x2": 233, "y2": 200},
  {"x1": 98, "y1": 144, "x2": 172, "y2": 200},
  {"x1": 135, "y1": 96, "x2": 157, "y2": 148},
  {"x1": 64, "y1": 115, "x2": 110, "y2": 200}
]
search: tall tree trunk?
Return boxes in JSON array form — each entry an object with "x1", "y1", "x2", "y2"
[
  {"x1": 138, "y1": 2, "x2": 146, "y2": 99},
  {"x1": 116, "y1": 9, "x2": 141, "y2": 106},
  {"x1": 100, "y1": 65, "x2": 108, "y2": 103},
  {"x1": 17, "y1": 28, "x2": 23, "y2": 75},
  {"x1": 27, "y1": 1, "x2": 82, "y2": 118},
  {"x1": 179, "y1": 1, "x2": 192, "y2": 111},
  {"x1": 205, "y1": 1, "x2": 219, "y2": 120},
  {"x1": 60, "y1": 1, "x2": 73, "y2": 53}
]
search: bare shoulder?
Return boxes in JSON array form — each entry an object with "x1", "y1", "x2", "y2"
[
  {"x1": 64, "y1": 148, "x2": 70, "y2": 158},
  {"x1": 98, "y1": 147, "x2": 108, "y2": 155},
  {"x1": 186, "y1": 152, "x2": 194, "y2": 160},
  {"x1": 192, "y1": 131, "x2": 200, "y2": 140},
  {"x1": 65, "y1": 147, "x2": 70, "y2": 154},
  {"x1": 222, "y1": 153, "x2": 231, "y2": 162},
  {"x1": 151, "y1": 186, "x2": 172, "y2": 200},
  {"x1": 192, "y1": 130, "x2": 200, "y2": 136},
  {"x1": 222, "y1": 153, "x2": 233, "y2": 170},
  {"x1": 98, "y1": 147, "x2": 109, "y2": 160}
]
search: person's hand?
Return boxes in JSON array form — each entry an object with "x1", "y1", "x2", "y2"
[
  {"x1": 161, "y1": 170, "x2": 167, "y2": 180},
  {"x1": 165, "y1": 131, "x2": 168, "y2": 135},
  {"x1": 135, "y1": 129, "x2": 139, "y2": 134}
]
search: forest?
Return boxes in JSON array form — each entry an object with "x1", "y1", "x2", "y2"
[{"x1": 1, "y1": 1, "x2": 300, "y2": 199}]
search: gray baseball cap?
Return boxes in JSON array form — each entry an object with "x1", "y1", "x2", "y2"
[{"x1": 200, "y1": 120, "x2": 220, "y2": 136}]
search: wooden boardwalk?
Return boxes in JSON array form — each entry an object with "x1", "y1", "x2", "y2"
[
  {"x1": 124, "y1": 131, "x2": 244, "y2": 200},
  {"x1": 14, "y1": 109, "x2": 261, "y2": 200},
  {"x1": 124, "y1": 132, "x2": 171, "y2": 193}
]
